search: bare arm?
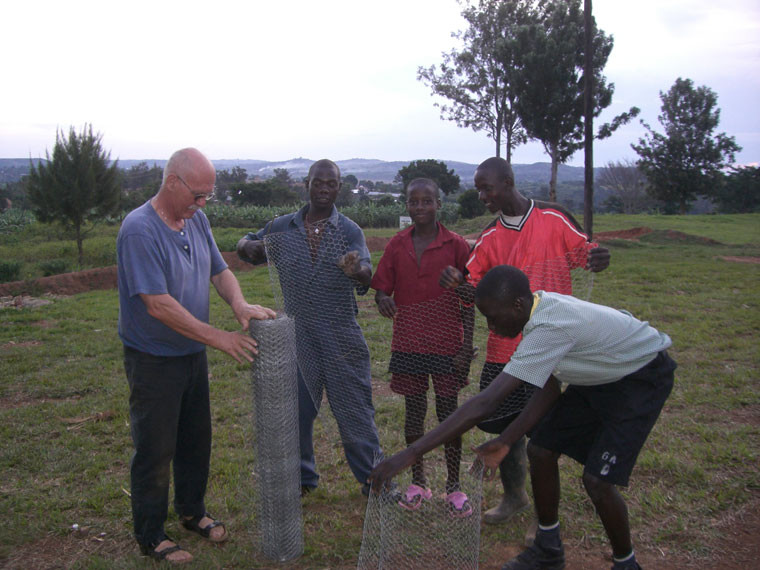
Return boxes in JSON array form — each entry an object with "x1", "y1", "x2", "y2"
[
  {"x1": 453, "y1": 302, "x2": 476, "y2": 379},
  {"x1": 140, "y1": 293, "x2": 261, "y2": 364},
  {"x1": 474, "y1": 375, "x2": 562, "y2": 479}
]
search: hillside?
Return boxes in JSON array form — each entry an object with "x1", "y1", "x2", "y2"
[{"x1": 1, "y1": 157, "x2": 589, "y2": 186}]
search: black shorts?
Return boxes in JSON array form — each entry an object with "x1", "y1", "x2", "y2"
[{"x1": 530, "y1": 350, "x2": 676, "y2": 486}]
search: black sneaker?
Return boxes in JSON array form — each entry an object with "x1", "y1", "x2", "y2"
[{"x1": 501, "y1": 530, "x2": 565, "y2": 570}]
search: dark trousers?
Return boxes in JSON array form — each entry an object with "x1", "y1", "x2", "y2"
[{"x1": 124, "y1": 346, "x2": 211, "y2": 546}]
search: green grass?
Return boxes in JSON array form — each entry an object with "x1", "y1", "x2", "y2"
[{"x1": 0, "y1": 214, "x2": 759, "y2": 568}]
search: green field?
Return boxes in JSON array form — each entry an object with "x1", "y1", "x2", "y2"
[{"x1": 1, "y1": 213, "x2": 758, "y2": 568}]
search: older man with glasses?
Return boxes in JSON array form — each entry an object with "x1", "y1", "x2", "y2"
[{"x1": 117, "y1": 147, "x2": 276, "y2": 564}]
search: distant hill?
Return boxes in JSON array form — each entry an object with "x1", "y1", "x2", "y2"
[{"x1": 0, "y1": 157, "x2": 589, "y2": 187}]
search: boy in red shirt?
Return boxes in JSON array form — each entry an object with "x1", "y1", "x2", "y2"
[{"x1": 372, "y1": 178, "x2": 475, "y2": 516}]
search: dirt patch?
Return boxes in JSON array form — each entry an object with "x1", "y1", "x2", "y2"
[
  {"x1": 366, "y1": 236, "x2": 391, "y2": 252},
  {"x1": 0, "y1": 267, "x2": 117, "y2": 297},
  {"x1": 719, "y1": 256, "x2": 760, "y2": 264},
  {"x1": 595, "y1": 226, "x2": 654, "y2": 241},
  {"x1": 0, "y1": 339, "x2": 43, "y2": 350},
  {"x1": 0, "y1": 253, "x2": 257, "y2": 298},
  {"x1": 595, "y1": 227, "x2": 722, "y2": 245},
  {"x1": 1, "y1": 527, "x2": 133, "y2": 570}
]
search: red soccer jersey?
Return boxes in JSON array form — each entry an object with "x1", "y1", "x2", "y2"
[
  {"x1": 465, "y1": 200, "x2": 595, "y2": 363},
  {"x1": 372, "y1": 222, "x2": 471, "y2": 355}
]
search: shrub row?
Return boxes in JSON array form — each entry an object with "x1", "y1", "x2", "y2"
[{"x1": 204, "y1": 202, "x2": 461, "y2": 229}]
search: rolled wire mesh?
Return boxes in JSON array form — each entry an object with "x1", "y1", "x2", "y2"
[
  {"x1": 249, "y1": 315, "x2": 303, "y2": 562},
  {"x1": 358, "y1": 459, "x2": 484, "y2": 570}
]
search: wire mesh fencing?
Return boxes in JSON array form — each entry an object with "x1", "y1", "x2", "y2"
[
  {"x1": 249, "y1": 315, "x2": 303, "y2": 562},
  {"x1": 358, "y1": 459, "x2": 484, "y2": 570}
]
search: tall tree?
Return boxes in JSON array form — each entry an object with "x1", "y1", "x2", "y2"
[
  {"x1": 394, "y1": 159, "x2": 461, "y2": 196},
  {"x1": 26, "y1": 125, "x2": 120, "y2": 266},
  {"x1": 514, "y1": 0, "x2": 638, "y2": 201},
  {"x1": 632, "y1": 77, "x2": 741, "y2": 214},
  {"x1": 417, "y1": 0, "x2": 531, "y2": 162}
]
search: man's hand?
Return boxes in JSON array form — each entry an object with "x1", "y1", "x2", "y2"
[
  {"x1": 232, "y1": 302, "x2": 276, "y2": 330},
  {"x1": 212, "y1": 330, "x2": 261, "y2": 364},
  {"x1": 368, "y1": 447, "x2": 418, "y2": 494},
  {"x1": 439, "y1": 265, "x2": 464, "y2": 289},
  {"x1": 587, "y1": 246, "x2": 610, "y2": 273},
  {"x1": 375, "y1": 291, "x2": 397, "y2": 319},
  {"x1": 472, "y1": 438, "x2": 511, "y2": 480},
  {"x1": 236, "y1": 238, "x2": 266, "y2": 265},
  {"x1": 337, "y1": 250, "x2": 363, "y2": 278}
]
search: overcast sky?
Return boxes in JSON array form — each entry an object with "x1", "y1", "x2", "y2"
[{"x1": 2, "y1": 0, "x2": 758, "y2": 169}]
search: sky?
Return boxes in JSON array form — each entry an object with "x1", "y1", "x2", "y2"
[{"x1": 2, "y1": 0, "x2": 758, "y2": 168}]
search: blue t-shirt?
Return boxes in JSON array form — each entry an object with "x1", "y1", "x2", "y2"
[{"x1": 117, "y1": 201, "x2": 227, "y2": 356}]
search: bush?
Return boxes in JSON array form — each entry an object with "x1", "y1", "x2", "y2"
[
  {"x1": 38, "y1": 259, "x2": 70, "y2": 277},
  {"x1": 204, "y1": 202, "x2": 460, "y2": 230},
  {"x1": 0, "y1": 260, "x2": 22, "y2": 283},
  {"x1": 0, "y1": 209, "x2": 35, "y2": 235},
  {"x1": 457, "y1": 189, "x2": 486, "y2": 218},
  {"x1": 204, "y1": 204, "x2": 298, "y2": 228}
]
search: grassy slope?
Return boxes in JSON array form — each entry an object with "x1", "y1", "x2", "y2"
[{"x1": 0, "y1": 214, "x2": 758, "y2": 568}]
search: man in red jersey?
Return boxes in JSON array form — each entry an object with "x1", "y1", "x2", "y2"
[{"x1": 440, "y1": 156, "x2": 610, "y2": 526}]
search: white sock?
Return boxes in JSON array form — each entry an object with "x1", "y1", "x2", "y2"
[
  {"x1": 537, "y1": 521, "x2": 560, "y2": 532},
  {"x1": 613, "y1": 550, "x2": 635, "y2": 563}
]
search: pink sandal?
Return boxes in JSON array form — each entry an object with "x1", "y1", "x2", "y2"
[
  {"x1": 398, "y1": 484, "x2": 432, "y2": 510},
  {"x1": 446, "y1": 491, "x2": 473, "y2": 518}
]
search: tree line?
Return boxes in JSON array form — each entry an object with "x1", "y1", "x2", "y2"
[{"x1": 419, "y1": 0, "x2": 752, "y2": 214}]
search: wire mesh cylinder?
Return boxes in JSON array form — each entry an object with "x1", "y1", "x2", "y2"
[
  {"x1": 359, "y1": 459, "x2": 483, "y2": 569},
  {"x1": 250, "y1": 315, "x2": 303, "y2": 562}
]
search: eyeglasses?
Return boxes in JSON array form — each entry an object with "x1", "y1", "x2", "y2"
[{"x1": 175, "y1": 174, "x2": 215, "y2": 202}]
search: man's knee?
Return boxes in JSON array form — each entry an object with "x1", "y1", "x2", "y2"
[
  {"x1": 526, "y1": 441, "x2": 559, "y2": 465},
  {"x1": 581, "y1": 471, "x2": 614, "y2": 502}
]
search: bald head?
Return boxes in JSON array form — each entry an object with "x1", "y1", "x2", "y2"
[
  {"x1": 475, "y1": 157, "x2": 514, "y2": 187},
  {"x1": 163, "y1": 148, "x2": 215, "y2": 185}
]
